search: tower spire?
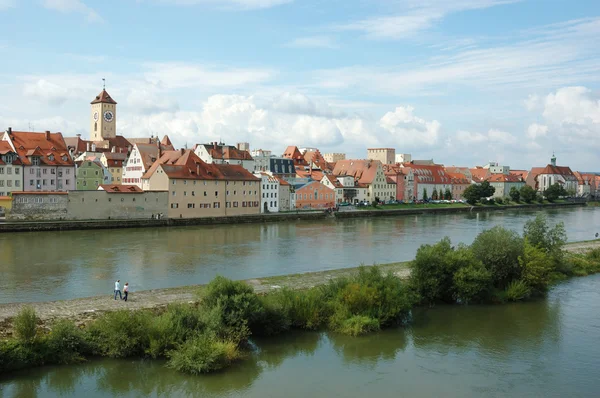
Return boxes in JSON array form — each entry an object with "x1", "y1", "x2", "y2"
[{"x1": 102, "y1": 78, "x2": 106, "y2": 90}]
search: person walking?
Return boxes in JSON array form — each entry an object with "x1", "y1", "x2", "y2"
[
  {"x1": 122, "y1": 283, "x2": 129, "y2": 302},
  {"x1": 114, "y1": 279, "x2": 122, "y2": 300}
]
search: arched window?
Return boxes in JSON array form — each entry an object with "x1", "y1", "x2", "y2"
[{"x1": 94, "y1": 122, "x2": 97, "y2": 131}]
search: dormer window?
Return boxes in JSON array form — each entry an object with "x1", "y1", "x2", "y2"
[
  {"x1": 48, "y1": 154, "x2": 55, "y2": 162},
  {"x1": 31, "y1": 157, "x2": 40, "y2": 166},
  {"x1": 62, "y1": 155, "x2": 68, "y2": 162}
]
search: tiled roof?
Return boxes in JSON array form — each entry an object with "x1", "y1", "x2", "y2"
[
  {"x1": 487, "y1": 173, "x2": 524, "y2": 183},
  {"x1": 135, "y1": 143, "x2": 161, "y2": 170},
  {"x1": 303, "y1": 149, "x2": 332, "y2": 171},
  {"x1": 144, "y1": 149, "x2": 259, "y2": 182},
  {"x1": 332, "y1": 159, "x2": 382, "y2": 185},
  {"x1": 402, "y1": 163, "x2": 451, "y2": 184},
  {"x1": 8, "y1": 131, "x2": 74, "y2": 166},
  {"x1": 321, "y1": 174, "x2": 344, "y2": 188},
  {"x1": 0, "y1": 142, "x2": 19, "y2": 165},
  {"x1": 510, "y1": 169, "x2": 529, "y2": 180},
  {"x1": 273, "y1": 175, "x2": 290, "y2": 186},
  {"x1": 540, "y1": 164, "x2": 576, "y2": 179},
  {"x1": 0, "y1": 196, "x2": 12, "y2": 200},
  {"x1": 446, "y1": 172, "x2": 471, "y2": 184},
  {"x1": 201, "y1": 144, "x2": 253, "y2": 161},
  {"x1": 99, "y1": 184, "x2": 143, "y2": 193},
  {"x1": 295, "y1": 166, "x2": 324, "y2": 181},
  {"x1": 161, "y1": 135, "x2": 174, "y2": 149},
  {"x1": 283, "y1": 146, "x2": 307, "y2": 165},
  {"x1": 469, "y1": 167, "x2": 490, "y2": 183},
  {"x1": 102, "y1": 152, "x2": 127, "y2": 168},
  {"x1": 91, "y1": 89, "x2": 117, "y2": 105}
]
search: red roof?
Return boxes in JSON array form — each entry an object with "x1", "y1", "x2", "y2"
[
  {"x1": 196, "y1": 143, "x2": 252, "y2": 161},
  {"x1": 510, "y1": 170, "x2": 529, "y2": 180},
  {"x1": 469, "y1": 167, "x2": 490, "y2": 183},
  {"x1": 321, "y1": 174, "x2": 344, "y2": 188},
  {"x1": 402, "y1": 163, "x2": 451, "y2": 184},
  {"x1": 144, "y1": 149, "x2": 259, "y2": 182},
  {"x1": 487, "y1": 173, "x2": 524, "y2": 183},
  {"x1": 332, "y1": 159, "x2": 382, "y2": 185},
  {"x1": 540, "y1": 164, "x2": 576, "y2": 179},
  {"x1": 283, "y1": 146, "x2": 307, "y2": 166},
  {"x1": 8, "y1": 131, "x2": 74, "y2": 166},
  {"x1": 91, "y1": 89, "x2": 117, "y2": 105},
  {"x1": 446, "y1": 172, "x2": 471, "y2": 184},
  {"x1": 102, "y1": 152, "x2": 127, "y2": 167},
  {"x1": 273, "y1": 175, "x2": 290, "y2": 186},
  {"x1": 99, "y1": 184, "x2": 143, "y2": 193}
]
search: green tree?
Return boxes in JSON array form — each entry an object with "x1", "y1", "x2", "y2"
[
  {"x1": 453, "y1": 261, "x2": 492, "y2": 304},
  {"x1": 509, "y1": 186, "x2": 520, "y2": 202},
  {"x1": 471, "y1": 226, "x2": 524, "y2": 288},
  {"x1": 519, "y1": 240, "x2": 554, "y2": 294},
  {"x1": 422, "y1": 188, "x2": 428, "y2": 201},
  {"x1": 444, "y1": 188, "x2": 452, "y2": 200},
  {"x1": 462, "y1": 185, "x2": 480, "y2": 205},
  {"x1": 523, "y1": 214, "x2": 567, "y2": 266},
  {"x1": 480, "y1": 181, "x2": 496, "y2": 198},
  {"x1": 410, "y1": 238, "x2": 458, "y2": 304},
  {"x1": 519, "y1": 185, "x2": 536, "y2": 203},
  {"x1": 432, "y1": 189, "x2": 438, "y2": 200},
  {"x1": 544, "y1": 183, "x2": 567, "y2": 202}
]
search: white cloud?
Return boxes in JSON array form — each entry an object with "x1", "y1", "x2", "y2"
[
  {"x1": 142, "y1": 62, "x2": 275, "y2": 89},
  {"x1": 456, "y1": 128, "x2": 516, "y2": 144},
  {"x1": 150, "y1": 0, "x2": 291, "y2": 10},
  {"x1": 379, "y1": 106, "x2": 441, "y2": 148},
  {"x1": 0, "y1": 0, "x2": 15, "y2": 10},
  {"x1": 285, "y1": 36, "x2": 338, "y2": 49},
  {"x1": 23, "y1": 79, "x2": 74, "y2": 105},
  {"x1": 527, "y1": 123, "x2": 548, "y2": 140},
  {"x1": 41, "y1": 0, "x2": 102, "y2": 22},
  {"x1": 126, "y1": 88, "x2": 180, "y2": 114},
  {"x1": 316, "y1": 18, "x2": 600, "y2": 94},
  {"x1": 335, "y1": 0, "x2": 521, "y2": 40}
]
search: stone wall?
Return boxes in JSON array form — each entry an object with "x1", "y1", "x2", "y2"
[
  {"x1": 68, "y1": 191, "x2": 168, "y2": 220},
  {"x1": 8, "y1": 193, "x2": 69, "y2": 221}
]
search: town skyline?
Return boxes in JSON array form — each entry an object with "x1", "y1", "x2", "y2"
[{"x1": 0, "y1": 1, "x2": 599, "y2": 170}]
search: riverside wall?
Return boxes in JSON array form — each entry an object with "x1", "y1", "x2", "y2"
[{"x1": 0, "y1": 202, "x2": 587, "y2": 233}]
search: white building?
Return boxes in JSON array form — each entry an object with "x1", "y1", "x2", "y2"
[
  {"x1": 194, "y1": 142, "x2": 254, "y2": 172},
  {"x1": 395, "y1": 153, "x2": 412, "y2": 164},
  {"x1": 255, "y1": 172, "x2": 280, "y2": 213},
  {"x1": 121, "y1": 143, "x2": 160, "y2": 188}
]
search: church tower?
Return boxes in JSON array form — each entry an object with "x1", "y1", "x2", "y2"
[{"x1": 90, "y1": 86, "x2": 117, "y2": 141}]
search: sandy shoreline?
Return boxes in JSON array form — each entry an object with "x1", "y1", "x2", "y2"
[{"x1": 1, "y1": 240, "x2": 598, "y2": 336}]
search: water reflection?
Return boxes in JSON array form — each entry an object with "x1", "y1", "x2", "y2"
[{"x1": 328, "y1": 329, "x2": 408, "y2": 367}]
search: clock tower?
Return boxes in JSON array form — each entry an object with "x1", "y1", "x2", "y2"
[{"x1": 90, "y1": 87, "x2": 117, "y2": 141}]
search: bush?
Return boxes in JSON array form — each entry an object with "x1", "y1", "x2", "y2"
[
  {"x1": 509, "y1": 186, "x2": 520, "y2": 203},
  {"x1": 13, "y1": 306, "x2": 38, "y2": 345},
  {"x1": 167, "y1": 334, "x2": 240, "y2": 375},
  {"x1": 252, "y1": 295, "x2": 291, "y2": 337},
  {"x1": 199, "y1": 276, "x2": 264, "y2": 345},
  {"x1": 268, "y1": 288, "x2": 329, "y2": 330},
  {"x1": 519, "y1": 241, "x2": 554, "y2": 294},
  {"x1": 410, "y1": 238, "x2": 457, "y2": 304},
  {"x1": 85, "y1": 310, "x2": 152, "y2": 358},
  {"x1": 335, "y1": 315, "x2": 380, "y2": 336},
  {"x1": 520, "y1": 185, "x2": 536, "y2": 203},
  {"x1": 46, "y1": 319, "x2": 87, "y2": 364},
  {"x1": 453, "y1": 261, "x2": 492, "y2": 304},
  {"x1": 471, "y1": 226, "x2": 524, "y2": 288},
  {"x1": 146, "y1": 304, "x2": 206, "y2": 358},
  {"x1": 566, "y1": 253, "x2": 600, "y2": 277},
  {"x1": 523, "y1": 214, "x2": 567, "y2": 266},
  {"x1": 0, "y1": 339, "x2": 43, "y2": 373},
  {"x1": 504, "y1": 280, "x2": 531, "y2": 302},
  {"x1": 495, "y1": 197, "x2": 503, "y2": 204}
]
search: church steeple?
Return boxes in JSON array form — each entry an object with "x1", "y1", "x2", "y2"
[{"x1": 90, "y1": 81, "x2": 117, "y2": 141}]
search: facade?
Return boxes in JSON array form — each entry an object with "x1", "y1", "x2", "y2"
[
  {"x1": 367, "y1": 148, "x2": 396, "y2": 165},
  {"x1": 323, "y1": 153, "x2": 345, "y2": 163},
  {"x1": 194, "y1": 142, "x2": 255, "y2": 172},
  {"x1": 527, "y1": 155, "x2": 577, "y2": 194},
  {"x1": 383, "y1": 165, "x2": 414, "y2": 201},
  {"x1": 283, "y1": 146, "x2": 307, "y2": 166},
  {"x1": 255, "y1": 173, "x2": 280, "y2": 213},
  {"x1": 333, "y1": 160, "x2": 396, "y2": 202},
  {"x1": 483, "y1": 162, "x2": 510, "y2": 175},
  {"x1": 295, "y1": 181, "x2": 335, "y2": 209},
  {"x1": 76, "y1": 159, "x2": 107, "y2": 190},
  {"x1": 0, "y1": 195, "x2": 11, "y2": 213},
  {"x1": 0, "y1": 141, "x2": 22, "y2": 196},
  {"x1": 395, "y1": 153, "x2": 412, "y2": 164},
  {"x1": 486, "y1": 174, "x2": 525, "y2": 198},
  {"x1": 9, "y1": 192, "x2": 69, "y2": 220},
  {"x1": 320, "y1": 175, "x2": 346, "y2": 204},
  {"x1": 142, "y1": 149, "x2": 261, "y2": 219},
  {"x1": 90, "y1": 89, "x2": 118, "y2": 141},
  {"x1": 122, "y1": 143, "x2": 160, "y2": 188},
  {"x1": 2, "y1": 129, "x2": 76, "y2": 192},
  {"x1": 67, "y1": 187, "x2": 168, "y2": 220},
  {"x1": 274, "y1": 176, "x2": 292, "y2": 211},
  {"x1": 446, "y1": 172, "x2": 471, "y2": 200},
  {"x1": 573, "y1": 172, "x2": 592, "y2": 197},
  {"x1": 101, "y1": 152, "x2": 127, "y2": 184},
  {"x1": 401, "y1": 163, "x2": 453, "y2": 201}
]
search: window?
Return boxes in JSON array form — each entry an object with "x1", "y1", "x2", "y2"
[
  {"x1": 32, "y1": 157, "x2": 40, "y2": 166},
  {"x1": 215, "y1": 191, "x2": 218, "y2": 197},
  {"x1": 184, "y1": 180, "x2": 187, "y2": 185},
  {"x1": 203, "y1": 191, "x2": 207, "y2": 196},
  {"x1": 226, "y1": 202, "x2": 231, "y2": 208},
  {"x1": 83, "y1": 181, "x2": 87, "y2": 186},
  {"x1": 29, "y1": 179, "x2": 33, "y2": 186},
  {"x1": 15, "y1": 180, "x2": 20, "y2": 187},
  {"x1": 51, "y1": 180, "x2": 54, "y2": 186},
  {"x1": 226, "y1": 190, "x2": 229, "y2": 196},
  {"x1": 7, "y1": 167, "x2": 11, "y2": 175},
  {"x1": 43, "y1": 168, "x2": 47, "y2": 175},
  {"x1": 187, "y1": 203, "x2": 195, "y2": 208},
  {"x1": 172, "y1": 191, "x2": 176, "y2": 196},
  {"x1": 66, "y1": 169, "x2": 70, "y2": 175},
  {"x1": 43, "y1": 179, "x2": 47, "y2": 186},
  {"x1": 214, "y1": 202, "x2": 220, "y2": 208},
  {"x1": 30, "y1": 169, "x2": 34, "y2": 175},
  {"x1": 233, "y1": 202, "x2": 238, "y2": 207},
  {"x1": 66, "y1": 179, "x2": 70, "y2": 185},
  {"x1": 51, "y1": 169, "x2": 55, "y2": 175},
  {"x1": 172, "y1": 180, "x2": 176, "y2": 185},
  {"x1": 0, "y1": 181, "x2": 3, "y2": 187},
  {"x1": 171, "y1": 203, "x2": 179, "y2": 209},
  {"x1": 192, "y1": 191, "x2": 195, "y2": 196},
  {"x1": 184, "y1": 191, "x2": 187, "y2": 196},
  {"x1": 0, "y1": 167, "x2": 3, "y2": 174}
]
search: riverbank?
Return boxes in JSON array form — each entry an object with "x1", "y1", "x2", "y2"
[
  {"x1": 0, "y1": 201, "x2": 586, "y2": 232},
  {"x1": 1, "y1": 239, "x2": 598, "y2": 336}
]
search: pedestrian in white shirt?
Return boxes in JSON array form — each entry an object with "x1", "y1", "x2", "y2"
[{"x1": 114, "y1": 280, "x2": 122, "y2": 300}]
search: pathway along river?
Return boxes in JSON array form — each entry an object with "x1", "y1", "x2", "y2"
[
  {"x1": 1, "y1": 206, "x2": 600, "y2": 303},
  {"x1": 1, "y1": 274, "x2": 599, "y2": 397}
]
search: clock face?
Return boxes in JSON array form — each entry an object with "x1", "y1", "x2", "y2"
[
  {"x1": 93, "y1": 111, "x2": 99, "y2": 121},
  {"x1": 103, "y1": 110, "x2": 114, "y2": 122}
]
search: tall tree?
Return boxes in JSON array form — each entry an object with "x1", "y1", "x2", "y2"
[
  {"x1": 422, "y1": 188, "x2": 428, "y2": 201},
  {"x1": 444, "y1": 188, "x2": 452, "y2": 200},
  {"x1": 432, "y1": 188, "x2": 439, "y2": 200},
  {"x1": 520, "y1": 185, "x2": 536, "y2": 203},
  {"x1": 509, "y1": 186, "x2": 520, "y2": 202}
]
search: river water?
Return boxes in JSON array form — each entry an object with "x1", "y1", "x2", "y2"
[
  {"x1": 1, "y1": 274, "x2": 599, "y2": 397},
  {"x1": 1, "y1": 207, "x2": 599, "y2": 303}
]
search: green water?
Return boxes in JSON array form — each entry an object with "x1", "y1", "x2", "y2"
[
  {"x1": 1, "y1": 206, "x2": 599, "y2": 303},
  {"x1": 2, "y1": 274, "x2": 599, "y2": 398}
]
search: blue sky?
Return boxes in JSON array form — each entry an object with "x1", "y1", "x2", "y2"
[{"x1": 1, "y1": 0, "x2": 599, "y2": 169}]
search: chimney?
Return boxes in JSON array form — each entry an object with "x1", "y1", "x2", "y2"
[
  {"x1": 6, "y1": 127, "x2": 11, "y2": 135},
  {"x1": 111, "y1": 146, "x2": 116, "y2": 153},
  {"x1": 213, "y1": 142, "x2": 217, "y2": 150},
  {"x1": 181, "y1": 148, "x2": 185, "y2": 155},
  {"x1": 87, "y1": 142, "x2": 90, "y2": 152},
  {"x1": 76, "y1": 134, "x2": 81, "y2": 138},
  {"x1": 196, "y1": 163, "x2": 200, "y2": 176},
  {"x1": 45, "y1": 131, "x2": 50, "y2": 140}
]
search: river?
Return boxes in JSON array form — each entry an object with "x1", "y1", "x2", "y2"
[
  {"x1": 1, "y1": 273, "x2": 599, "y2": 397},
  {"x1": 1, "y1": 206, "x2": 599, "y2": 303}
]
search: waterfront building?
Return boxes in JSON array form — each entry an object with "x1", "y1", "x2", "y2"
[
  {"x1": 283, "y1": 146, "x2": 307, "y2": 166},
  {"x1": 320, "y1": 175, "x2": 345, "y2": 204},
  {"x1": 142, "y1": 149, "x2": 261, "y2": 219},
  {"x1": 122, "y1": 143, "x2": 161, "y2": 188},
  {"x1": 274, "y1": 175, "x2": 292, "y2": 211},
  {"x1": 446, "y1": 172, "x2": 471, "y2": 200},
  {"x1": 400, "y1": 163, "x2": 452, "y2": 201},
  {"x1": 526, "y1": 154, "x2": 578, "y2": 194},
  {"x1": 0, "y1": 140, "x2": 22, "y2": 196},
  {"x1": 573, "y1": 172, "x2": 592, "y2": 197},
  {"x1": 294, "y1": 181, "x2": 335, "y2": 209},
  {"x1": 1, "y1": 128, "x2": 75, "y2": 192},
  {"x1": 255, "y1": 173, "x2": 280, "y2": 213},
  {"x1": 486, "y1": 173, "x2": 525, "y2": 198},
  {"x1": 469, "y1": 166, "x2": 491, "y2": 183},
  {"x1": 194, "y1": 142, "x2": 254, "y2": 172},
  {"x1": 76, "y1": 159, "x2": 108, "y2": 190},
  {"x1": 333, "y1": 159, "x2": 396, "y2": 202},
  {"x1": 383, "y1": 164, "x2": 414, "y2": 201},
  {"x1": 101, "y1": 152, "x2": 127, "y2": 184}
]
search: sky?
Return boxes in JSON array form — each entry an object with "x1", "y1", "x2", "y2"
[{"x1": 0, "y1": 0, "x2": 599, "y2": 170}]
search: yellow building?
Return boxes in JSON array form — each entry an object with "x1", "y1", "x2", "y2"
[
  {"x1": 0, "y1": 195, "x2": 12, "y2": 213},
  {"x1": 101, "y1": 152, "x2": 127, "y2": 184},
  {"x1": 142, "y1": 149, "x2": 261, "y2": 218}
]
